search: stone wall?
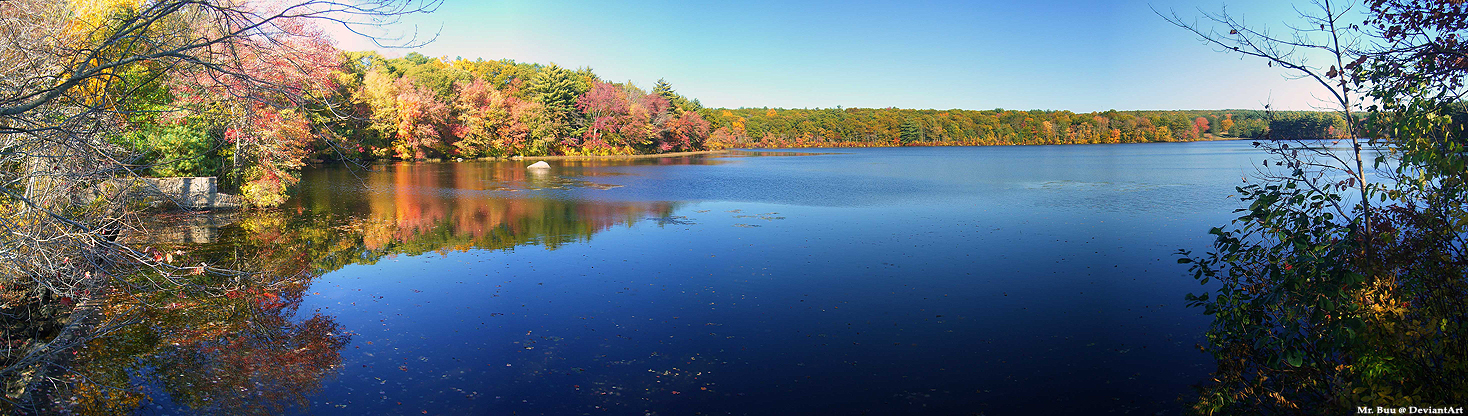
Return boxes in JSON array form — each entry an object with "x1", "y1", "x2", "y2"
[{"x1": 138, "y1": 177, "x2": 242, "y2": 210}]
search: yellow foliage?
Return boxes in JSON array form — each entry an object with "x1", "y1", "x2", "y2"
[
  {"x1": 61, "y1": 0, "x2": 146, "y2": 108},
  {"x1": 66, "y1": 0, "x2": 144, "y2": 36}
]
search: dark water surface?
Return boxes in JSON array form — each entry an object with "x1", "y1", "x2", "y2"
[{"x1": 99, "y1": 142, "x2": 1271, "y2": 415}]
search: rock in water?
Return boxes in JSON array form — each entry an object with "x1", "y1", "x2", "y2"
[{"x1": 527, "y1": 161, "x2": 550, "y2": 170}]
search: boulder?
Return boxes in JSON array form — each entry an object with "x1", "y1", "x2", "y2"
[{"x1": 527, "y1": 161, "x2": 551, "y2": 170}]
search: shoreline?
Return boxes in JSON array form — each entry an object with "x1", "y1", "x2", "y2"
[
  {"x1": 509, "y1": 150, "x2": 729, "y2": 161},
  {"x1": 338, "y1": 138, "x2": 1261, "y2": 166}
]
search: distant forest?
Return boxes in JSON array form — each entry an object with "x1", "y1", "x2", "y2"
[
  {"x1": 701, "y1": 107, "x2": 1351, "y2": 148},
  {"x1": 321, "y1": 52, "x2": 1356, "y2": 159}
]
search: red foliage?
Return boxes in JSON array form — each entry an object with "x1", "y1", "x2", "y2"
[
  {"x1": 577, "y1": 82, "x2": 631, "y2": 120},
  {"x1": 393, "y1": 78, "x2": 451, "y2": 159},
  {"x1": 569, "y1": 81, "x2": 706, "y2": 153},
  {"x1": 451, "y1": 79, "x2": 540, "y2": 156},
  {"x1": 658, "y1": 111, "x2": 710, "y2": 152},
  {"x1": 160, "y1": 7, "x2": 340, "y2": 205},
  {"x1": 170, "y1": 17, "x2": 338, "y2": 107}
]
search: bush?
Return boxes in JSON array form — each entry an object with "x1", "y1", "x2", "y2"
[{"x1": 117, "y1": 124, "x2": 220, "y2": 177}]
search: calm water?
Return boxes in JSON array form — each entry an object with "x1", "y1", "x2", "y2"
[{"x1": 80, "y1": 141, "x2": 1270, "y2": 415}]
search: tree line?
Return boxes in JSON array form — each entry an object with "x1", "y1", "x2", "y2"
[
  {"x1": 119, "y1": 43, "x2": 1367, "y2": 207},
  {"x1": 116, "y1": 47, "x2": 716, "y2": 206},
  {"x1": 701, "y1": 107, "x2": 1353, "y2": 147}
]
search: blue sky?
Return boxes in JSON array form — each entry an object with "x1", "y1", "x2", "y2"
[{"x1": 332, "y1": 0, "x2": 1365, "y2": 112}]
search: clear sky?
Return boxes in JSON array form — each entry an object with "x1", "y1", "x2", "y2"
[{"x1": 331, "y1": 0, "x2": 1366, "y2": 113}]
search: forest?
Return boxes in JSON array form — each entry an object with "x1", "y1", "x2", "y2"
[
  {"x1": 116, "y1": 47, "x2": 716, "y2": 206},
  {"x1": 704, "y1": 106, "x2": 1346, "y2": 147},
  {"x1": 120, "y1": 39, "x2": 1357, "y2": 207},
  {"x1": 317, "y1": 52, "x2": 1358, "y2": 154}
]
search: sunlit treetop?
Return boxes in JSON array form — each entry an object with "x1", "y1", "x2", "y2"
[{"x1": 66, "y1": 0, "x2": 145, "y2": 34}]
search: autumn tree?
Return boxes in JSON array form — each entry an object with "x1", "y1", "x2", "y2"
[
  {"x1": 451, "y1": 78, "x2": 506, "y2": 157},
  {"x1": 355, "y1": 67, "x2": 402, "y2": 158},
  {"x1": 164, "y1": 12, "x2": 343, "y2": 206},
  {"x1": 391, "y1": 77, "x2": 450, "y2": 159},
  {"x1": 575, "y1": 81, "x2": 641, "y2": 153},
  {"x1": 0, "y1": 0, "x2": 435, "y2": 410},
  {"x1": 1165, "y1": 0, "x2": 1468, "y2": 412},
  {"x1": 1192, "y1": 116, "x2": 1210, "y2": 137},
  {"x1": 657, "y1": 110, "x2": 711, "y2": 152},
  {"x1": 451, "y1": 78, "x2": 544, "y2": 157}
]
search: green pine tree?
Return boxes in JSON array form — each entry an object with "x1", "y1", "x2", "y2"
[
  {"x1": 899, "y1": 118, "x2": 924, "y2": 144},
  {"x1": 652, "y1": 78, "x2": 701, "y2": 114},
  {"x1": 528, "y1": 64, "x2": 585, "y2": 118},
  {"x1": 652, "y1": 78, "x2": 676, "y2": 103},
  {"x1": 527, "y1": 64, "x2": 590, "y2": 139}
]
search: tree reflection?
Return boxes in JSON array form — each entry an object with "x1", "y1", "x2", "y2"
[
  {"x1": 66, "y1": 295, "x2": 347, "y2": 415},
  {"x1": 52, "y1": 160, "x2": 678, "y2": 413}
]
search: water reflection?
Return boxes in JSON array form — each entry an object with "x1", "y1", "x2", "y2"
[
  {"x1": 67, "y1": 287, "x2": 348, "y2": 415},
  {"x1": 48, "y1": 143, "x2": 1273, "y2": 414},
  {"x1": 336, "y1": 162, "x2": 680, "y2": 253},
  {"x1": 61, "y1": 160, "x2": 681, "y2": 414}
]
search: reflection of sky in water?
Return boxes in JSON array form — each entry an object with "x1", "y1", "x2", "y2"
[{"x1": 116, "y1": 141, "x2": 1281, "y2": 415}]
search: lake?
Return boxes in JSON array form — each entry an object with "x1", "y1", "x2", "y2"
[{"x1": 72, "y1": 141, "x2": 1267, "y2": 415}]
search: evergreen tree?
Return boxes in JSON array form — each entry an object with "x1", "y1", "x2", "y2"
[
  {"x1": 899, "y1": 118, "x2": 924, "y2": 144},
  {"x1": 529, "y1": 65, "x2": 585, "y2": 117},
  {"x1": 652, "y1": 78, "x2": 701, "y2": 114},
  {"x1": 652, "y1": 78, "x2": 676, "y2": 103},
  {"x1": 527, "y1": 64, "x2": 589, "y2": 138}
]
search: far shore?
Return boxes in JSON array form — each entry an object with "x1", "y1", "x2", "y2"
[
  {"x1": 510, "y1": 150, "x2": 729, "y2": 161},
  {"x1": 344, "y1": 137, "x2": 1265, "y2": 165}
]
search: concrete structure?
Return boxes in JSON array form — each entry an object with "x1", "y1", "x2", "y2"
[{"x1": 137, "y1": 177, "x2": 242, "y2": 210}]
